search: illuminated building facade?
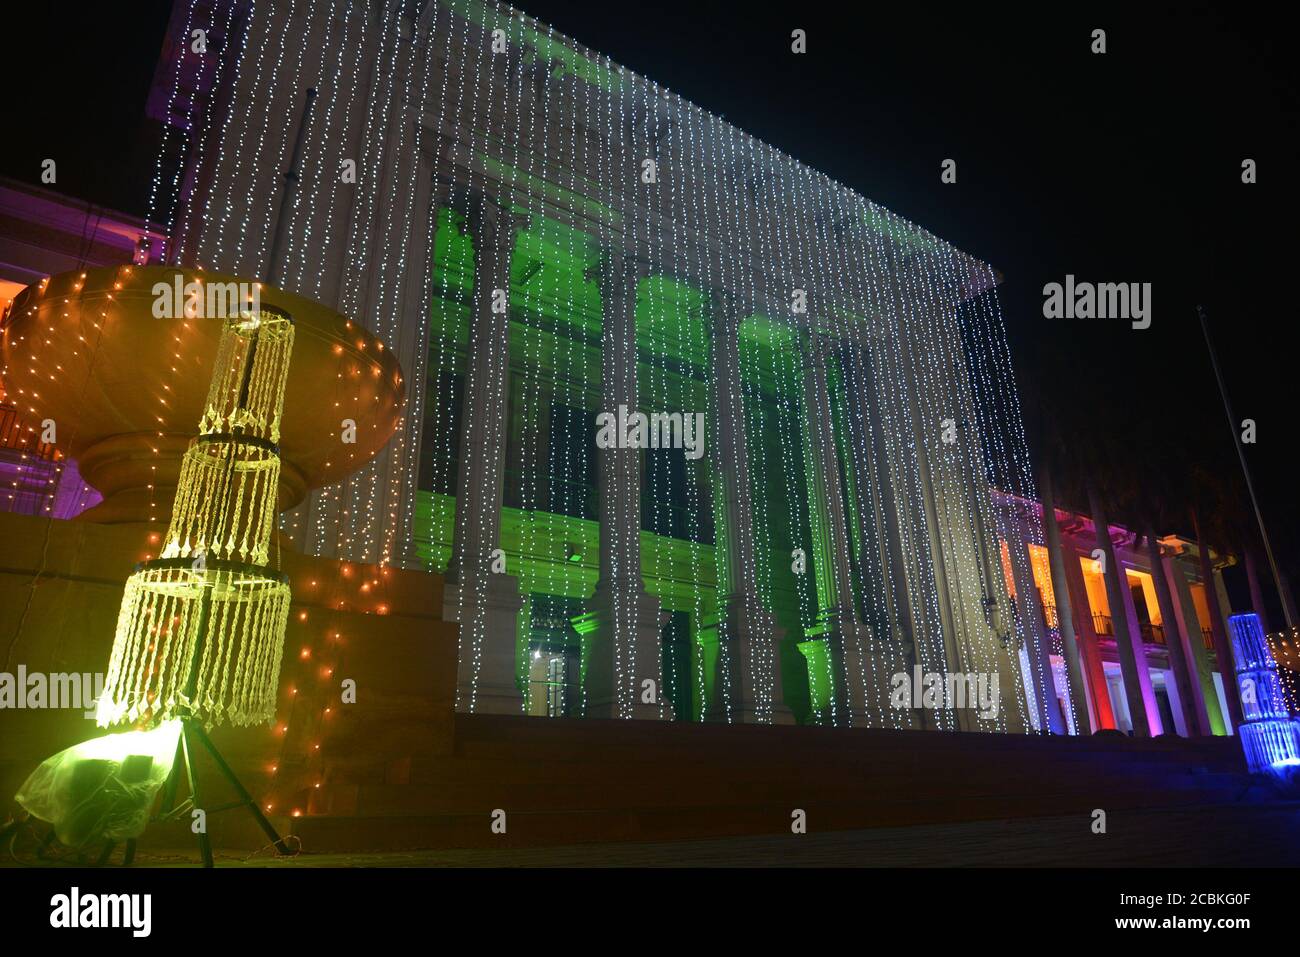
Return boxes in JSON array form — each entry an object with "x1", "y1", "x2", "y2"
[
  {"x1": 992, "y1": 491, "x2": 1242, "y2": 738},
  {"x1": 9, "y1": 0, "x2": 1249, "y2": 733}
]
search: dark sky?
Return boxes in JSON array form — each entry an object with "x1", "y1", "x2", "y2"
[{"x1": 5, "y1": 2, "x2": 1296, "y2": 607}]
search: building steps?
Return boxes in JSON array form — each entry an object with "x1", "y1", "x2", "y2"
[{"x1": 257, "y1": 712, "x2": 1267, "y2": 852}]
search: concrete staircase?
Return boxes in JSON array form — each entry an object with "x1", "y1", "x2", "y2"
[{"x1": 282, "y1": 711, "x2": 1260, "y2": 852}]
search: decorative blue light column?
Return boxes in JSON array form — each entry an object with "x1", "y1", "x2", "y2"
[{"x1": 1228, "y1": 612, "x2": 1300, "y2": 775}]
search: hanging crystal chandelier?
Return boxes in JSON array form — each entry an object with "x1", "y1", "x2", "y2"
[{"x1": 96, "y1": 306, "x2": 295, "y2": 730}]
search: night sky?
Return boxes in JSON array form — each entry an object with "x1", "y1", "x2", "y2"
[{"x1": 5, "y1": 2, "x2": 1296, "y2": 610}]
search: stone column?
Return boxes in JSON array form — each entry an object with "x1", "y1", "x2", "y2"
[
  {"x1": 1165, "y1": 554, "x2": 1221, "y2": 735},
  {"x1": 1214, "y1": 570, "x2": 1241, "y2": 650},
  {"x1": 1192, "y1": 523, "x2": 1243, "y2": 728},
  {"x1": 799, "y1": 333, "x2": 871, "y2": 726},
  {"x1": 1006, "y1": 523, "x2": 1068, "y2": 734},
  {"x1": 840, "y1": 339, "x2": 918, "y2": 713},
  {"x1": 444, "y1": 192, "x2": 527, "y2": 714},
  {"x1": 1112, "y1": 542, "x2": 1164, "y2": 735},
  {"x1": 906, "y1": 400, "x2": 979, "y2": 732},
  {"x1": 886, "y1": 268, "x2": 986, "y2": 732},
  {"x1": 1213, "y1": 566, "x2": 1245, "y2": 729},
  {"x1": 586, "y1": 249, "x2": 667, "y2": 720},
  {"x1": 708, "y1": 290, "x2": 791, "y2": 724},
  {"x1": 1088, "y1": 488, "x2": 1157, "y2": 736},
  {"x1": 388, "y1": 149, "x2": 437, "y2": 568},
  {"x1": 1060, "y1": 537, "x2": 1116, "y2": 730},
  {"x1": 1145, "y1": 529, "x2": 1202, "y2": 737},
  {"x1": 1038, "y1": 472, "x2": 1092, "y2": 734}
]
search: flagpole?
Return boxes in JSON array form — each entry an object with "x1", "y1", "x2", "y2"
[{"x1": 1197, "y1": 304, "x2": 1294, "y2": 629}]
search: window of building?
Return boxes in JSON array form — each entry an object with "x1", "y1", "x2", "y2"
[
  {"x1": 419, "y1": 369, "x2": 463, "y2": 495},
  {"x1": 546, "y1": 403, "x2": 596, "y2": 520}
]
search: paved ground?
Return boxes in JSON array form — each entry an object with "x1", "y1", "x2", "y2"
[{"x1": 12, "y1": 801, "x2": 1297, "y2": 867}]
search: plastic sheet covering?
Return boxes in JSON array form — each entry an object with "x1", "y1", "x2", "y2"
[{"x1": 14, "y1": 721, "x2": 181, "y2": 848}]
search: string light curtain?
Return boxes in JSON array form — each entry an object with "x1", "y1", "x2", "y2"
[
  {"x1": 96, "y1": 308, "x2": 295, "y2": 730},
  {"x1": 149, "y1": 0, "x2": 1057, "y2": 726}
]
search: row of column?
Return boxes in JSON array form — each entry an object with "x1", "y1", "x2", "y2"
[
  {"x1": 443, "y1": 190, "x2": 1017, "y2": 726},
  {"x1": 1010, "y1": 506, "x2": 1232, "y2": 738},
  {"x1": 439, "y1": 194, "x2": 669, "y2": 718}
]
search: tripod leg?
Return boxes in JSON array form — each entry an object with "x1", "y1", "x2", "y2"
[
  {"x1": 124, "y1": 839, "x2": 137, "y2": 866},
  {"x1": 95, "y1": 841, "x2": 117, "y2": 866},
  {"x1": 181, "y1": 720, "x2": 215, "y2": 868},
  {"x1": 158, "y1": 732, "x2": 186, "y2": 816},
  {"x1": 189, "y1": 721, "x2": 293, "y2": 855}
]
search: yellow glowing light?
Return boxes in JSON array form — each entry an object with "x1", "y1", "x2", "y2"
[{"x1": 95, "y1": 310, "x2": 296, "y2": 730}]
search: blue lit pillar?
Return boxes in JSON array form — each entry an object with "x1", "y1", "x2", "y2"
[{"x1": 1228, "y1": 613, "x2": 1300, "y2": 775}]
